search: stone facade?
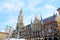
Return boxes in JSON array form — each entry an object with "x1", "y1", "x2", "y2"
[
  {"x1": 12, "y1": 8, "x2": 60, "y2": 40},
  {"x1": 0, "y1": 32, "x2": 9, "y2": 40}
]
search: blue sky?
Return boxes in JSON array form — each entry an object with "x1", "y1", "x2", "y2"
[{"x1": 0, "y1": 0, "x2": 60, "y2": 32}]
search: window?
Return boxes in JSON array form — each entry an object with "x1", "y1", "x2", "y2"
[
  {"x1": 34, "y1": 39, "x2": 35, "y2": 40},
  {"x1": 39, "y1": 39, "x2": 40, "y2": 40},
  {"x1": 37, "y1": 39, "x2": 38, "y2": 40},
  {"x1": 38, "y1": 31, "x2": 39, "y2": 35}
]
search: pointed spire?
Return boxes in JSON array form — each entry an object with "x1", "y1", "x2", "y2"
[
  {"x1": 20, "y1": 9, "x2": 22, "y2": 13},
  {"x1": 40, "y1": 14, "x2": 42, "y2": 21},
  {"x1": 40, "y1": 14, "x2": 43, "y2": 36},
  {"x1": 41, "y1": 15, "x2": 42, "y2": 21},
  {"x1": 34, "y1": 15, "x2": 37, "y2": 23},
  {"x1": 17, "y1": 9, "x2": 24, "y2": 29},
  {"x1": 30, "y1": 19, "x2": 32, "y2": 28},
  {"x1": 34, "y1": 15, "x2": 38, "y2": 21},
  {"x1": 18, "y1": 9, "x2": 23, "y2": 23},
  {"x1": 19, "y1": 9, "x2": 23, "y2": 16},
  {"x1": 31, "y1": 19, "x2": 32, "y2": 24},
  {"x1": 40, "y1": 14, "x2": 43, "y2": 24},
  {"x1": 20, "y1": 9, "x2": 22, "y2": 14}
]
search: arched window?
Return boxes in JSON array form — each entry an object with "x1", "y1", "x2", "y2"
[
  {"x1": 54, "y1": 33, "x2": 58, "y2": 36},
  {"x1": 39, "y1": 39, "x2": 40, "y2": 40},
  {"x1": 49, "y1": 38, "x2": 52, "y2": 40},
  {"x1": 44, "y1": 38, "x2": 47, "y2": 40},
  {"x1": 53, "y1": 37, "x2": 58, "y2": 40},
  {"x1": 38, "y1": 31, "x2": 40, "y2": 37}
]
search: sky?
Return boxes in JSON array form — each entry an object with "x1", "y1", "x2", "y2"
[{"x1": 0, "y1": 0, "x2": 60, "y2": 32}]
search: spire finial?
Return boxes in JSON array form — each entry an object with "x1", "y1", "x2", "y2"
[
  {"x1": 34, "y1": 15, "x2": 38, "y2": 20},
  {"x1": 40, "y1": 14, "x2": 42, "y2": 21},
  {"x1": 31, "y1": 19, "x2": 32, "y2": 24},
  {"x1": 19, "y1": 8, "x2": 23, "y2": 16},
  {"x1": 40, "y1": 14, "x2": 43, "y2": 24},
  {"x1": 17, "y1": 8, "x2": 24, "y2": 28}
]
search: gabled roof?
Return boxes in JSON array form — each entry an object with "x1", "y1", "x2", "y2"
[
  {"x1": 26, "y1": 24, "x2": 32, "y2": 29},
  {"x1": 43, "y1": 14, "x2": 56, "y2": 24},
  {"x1": 25, "y1": 14, "x2": 57, "y2": 27}
]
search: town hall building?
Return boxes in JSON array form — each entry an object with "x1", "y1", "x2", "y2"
[{"x1": 12, "y1": 8, "x2": 60, "y2": 40}]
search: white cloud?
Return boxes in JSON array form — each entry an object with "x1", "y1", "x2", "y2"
[
  {"x1": 28, "y1": 4, "x2": 56, "y2": 19},
  {"x1": 44, "y1": 4, "x2": 55, "y2": 10},
  {"x1": 0, "y1": 0, "x2": 24, "y2": 13},
  {"x1": 3, "y1": 3, "x2": 14, "y2": 10},
  {"x1": 24, "y1": 14, "x2": 34, "y2": 25},
  {"x1": 0, "y1": 0, "x2": 58, "y2": 32},
  {"x1": 49, "y1": 0, "x2": 55, "y2": 2},
  {"x1": 2, "y1": 16, "x2": 18, "y2": 29},
  {"x1": 25, "y1": 0, "x2": 41, "y2": 11},
  {"x1": 42, "y1": 4, "x2": 56, "y2": 18},
  {"x1": 0, "y1": 30, "x2": 5, "y2": 32},
  {"x1": 0, "y1": 16, "x2": 18, "y2": 31},
  {"x1": 24, "y1": 4, "x2": 56, "y2": 23}
]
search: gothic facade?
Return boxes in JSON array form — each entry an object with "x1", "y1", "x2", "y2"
[{"x1": 12, "y1": 8, "x2": 60, "y2": 40}]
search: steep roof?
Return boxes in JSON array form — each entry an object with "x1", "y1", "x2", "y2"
[
  {"x1": 25, "y1": 14, "x2": 57, "y2": 28},
  {"x1": 43, "y1": 14, "x2": 56, "y2": 24}
]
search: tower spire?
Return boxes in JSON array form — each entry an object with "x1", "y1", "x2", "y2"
[
  {"x1": 40, "y1": 14, "x2": 43, "y2": 30},
  {"x1": 19, "y1": 9, "x2": 23, "y2": 16},
  {"x1": 40, "y1": 14, "x2": 43, "y2": 22},
  {"x1": 34, "y1": 15, "x2": 38, "y2": 21},
  {"x1": 17, "y1": 9, "x2": 24, "y2": 29},
  {"x1": 31, "y1": 19, "x2": 32, "y2": 24}
]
